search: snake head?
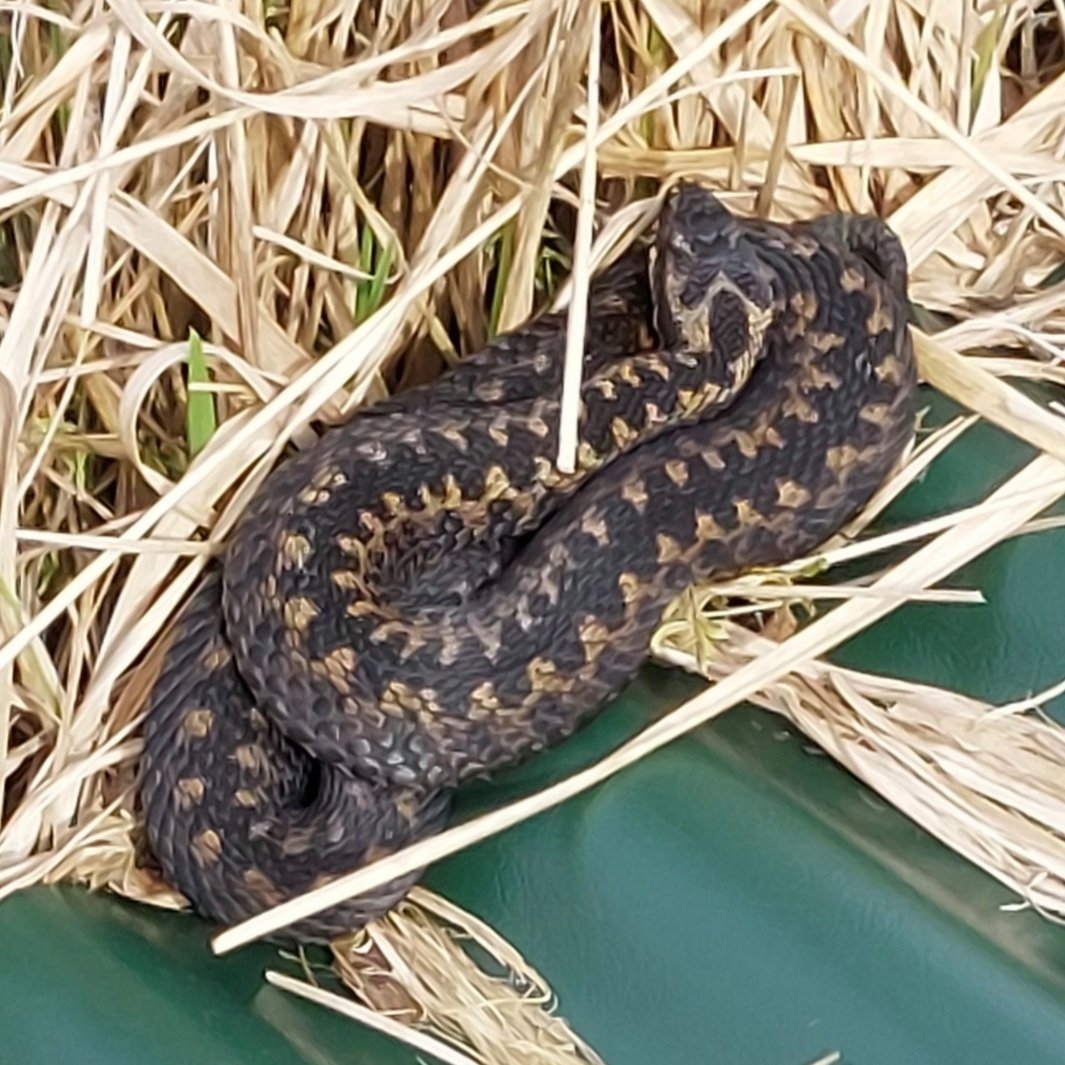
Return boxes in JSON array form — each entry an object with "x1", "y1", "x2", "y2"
[{"x1": 651, "y1": 182, "x2": 776, "y2": 379}]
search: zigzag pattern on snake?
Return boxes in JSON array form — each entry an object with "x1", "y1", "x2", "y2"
[{"x1": 139, "y1": 183, "x2": 917, "y2": 941}]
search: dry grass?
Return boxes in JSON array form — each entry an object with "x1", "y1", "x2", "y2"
[{"x1": 1, "y1": 0, "x2": 1065, "y2": 1061}]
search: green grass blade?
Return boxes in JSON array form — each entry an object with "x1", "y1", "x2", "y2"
[
  {"x1": 487, "y1": 221, "x2": 515, "y2": 340},
  {"x1": 971, "y1": 10, "x2": 1004, "y2": 122},
  {"x1": 186, "y1": 329, "x2": 216, "y2": 459}
]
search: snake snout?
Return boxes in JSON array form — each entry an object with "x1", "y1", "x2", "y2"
[{"x1": 661, "y1": 178, "x2": 732, "y2": 228}]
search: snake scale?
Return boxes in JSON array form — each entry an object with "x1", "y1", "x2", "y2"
[{"x1": 139, "y1": 183, "x2": 917, "y2": 941}]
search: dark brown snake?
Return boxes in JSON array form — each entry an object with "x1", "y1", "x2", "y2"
[{"x1": 139, "y1": 183, "x2": 917, "y2": 941}]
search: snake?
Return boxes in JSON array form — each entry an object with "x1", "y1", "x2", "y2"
[{"x1": 139, "y1": 182, "x2": 917, "y2": 941}]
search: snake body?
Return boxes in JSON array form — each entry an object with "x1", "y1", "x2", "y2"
[{"x1": 140, "y1": 184, "x2": 916, "y2": 940}]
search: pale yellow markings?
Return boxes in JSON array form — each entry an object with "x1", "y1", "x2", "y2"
[
  {"x1": 175, "y1": 777, "x2": 205, "y2": 808},
  {"x1": 840, "y1": 266, "x2": 866, "y2": 292},
  {"x1": 677, "y1": 307, "x2": 710, "y2": 351},
  {"x1": 470, "y1": 680, "x2": 501, "y2": 711},
  {"x1": 802, "y1": 362, "x2": 843, "y2": 389},
  {"x1": 782, "y1": 391, "x2": 819, "y2": 423},
  {"x1": 280, "y1": 531, "x2": 312, "y2": 569},
  {"x1": 665, "y1": 459, "x2": 689, "y2": 487},
  {"x1": 202, "y1": 646, "x2": 231, "y2": 671},
  {"x1": 748, "y1": 412, "x2": 786, "y2": 449},
  {"x1": 440, "y1": 473, "x2": 464, "y2": 507},
  {"x1": 234, "y1": 789, "x2": 262, "y2": 808},
  {"x1": 618, "y1": 571, "x2": 645, "y2": 604},
  {"x1": 655, "y1": 533, "x2": 683, "y2": 564},
  {"x1": 825, "y1": 443, "x2": 861, "y2": 476},
  {"x1": 746, "y1": 304, "x2": 775, "y2": 350},
  {"x1": 469, "y1": 617, "x2": 504, "y2": 660},
  {"x1": 734, "y1": 499, "x2": 763, "y2": 526},
  {"x1": 525, "y1": 656, "x2": 572, "y2": 693},
  {"x1": 775, "y1": 479, "x2": 813, "y2": 508},
  {"x1": 694, "y1": 512, "x2": 725, "y2": 542},
  {"x1": 283, "y1": 596, "x2": 319, "y2": 633},
  {"x1": 469, "y1": 684, "x2": 501, "y2": 722},
  {"x1": 576, "y1": 442, "x2": 600, "y2": 470},
  {"x1": 580, "y1": 511, "x2": 610, "y2": 546},
  {"x1": 358, "y1": 510, "x2": 386, "y2": 539},
  {"x1": 723, "y1": 429, "x2": 758, "y2": 460},
  {"x1": 438, "y1": 425, "x2": 469, "y2": 449},
  {"x1": 483, "y1": 464, "x2": 515, "y2": 500},
  {"x1": 417, "y1": 483, "x2": 440, "y2": 515},
  {"x1": 611, "y1": 417, "x2": 638, "y2": 448},
  {"x1": 439, "y1": 630, "x2": 462, "y2": 667},
  {"x1": 533, "y1": 454, "x2": 571, "y2": 489},
  {"x1": 595, "y1": 378, "x2": 618, "y2": 400},
  {"x1": 398, "y1": 627, "x2": 428, "y2": 660},
  {"x1": 346, "y1": 599, "x2": 385, "y2": 618},
  {"x1": 808, "y1": 332, "x2": 845, "y2": 354},
  {"x1": 683, "y1": 382, "x2": 722, "y2": 416},
  {"x1": 379, "y1": 490, "x2": 406, "y2": 517},
  {"x1": 578, "y1": 617, "x2": 611, "y2": 664},
  {"x1": 875, "y1": 355, "x2": 905, "y2": 385},
  {"x1": 381, "y1": 680, "x2": 430, "y2": 715},
  {"x1": 233, "y1": 744, "x2": 269, "y2": 773},
  {"x1": 323, "y1": 646, "x2": 357, "y2": 675},
  {"x1": 701, "y1": 448, "x2": 727, "y2": 470},
  {"x1": 790, "y1": 290, "x2": 818, "y2": 319},
  {"x1": 182, "y1": 708, "x2": 214, "y2": 739},
  {"x1": 192, "y1": 829, "x2": 222, "y2": 866},
  {"x1": 369, "y1": 620, "x2": 410, "y2": 644},
  {"x1": 337, "y1": 534, "x2": 365, "y2": 556},
  {"x1": 621, "y1": 477, "x2": 649, "y2": 512},
  {"x1": 867, "y1": 303, "x2": 894, "y2": 336},
  {"x1": 332, "y1": 569, "x2": 364, "y2": 591},
  {"x1": 644, "y1": 401, "x2": 666, "y2": 427},
  {"x1": 860, "y1": 403, "x2": 892, "y2": 426},
  {"x1": 298, "y1": 487, "x2": 330, "y2": 506}
]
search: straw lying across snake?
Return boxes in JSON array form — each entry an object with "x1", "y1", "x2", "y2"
[{"x1": 139, "y1": 182, "x2": 916, "y2": 940}]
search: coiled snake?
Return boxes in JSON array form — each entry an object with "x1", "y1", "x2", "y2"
[{"x1": 140, "y1": 183, "x2": 917, "y2": 941}]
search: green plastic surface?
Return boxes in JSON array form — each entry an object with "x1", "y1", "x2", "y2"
[{"x1": 4, "y1": 388, "x2": 1065, "y2": 1065}]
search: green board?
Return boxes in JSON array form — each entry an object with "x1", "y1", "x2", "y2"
[{"x1": 3, "y1": 388, "x2": 1065, "y2": 1065}]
